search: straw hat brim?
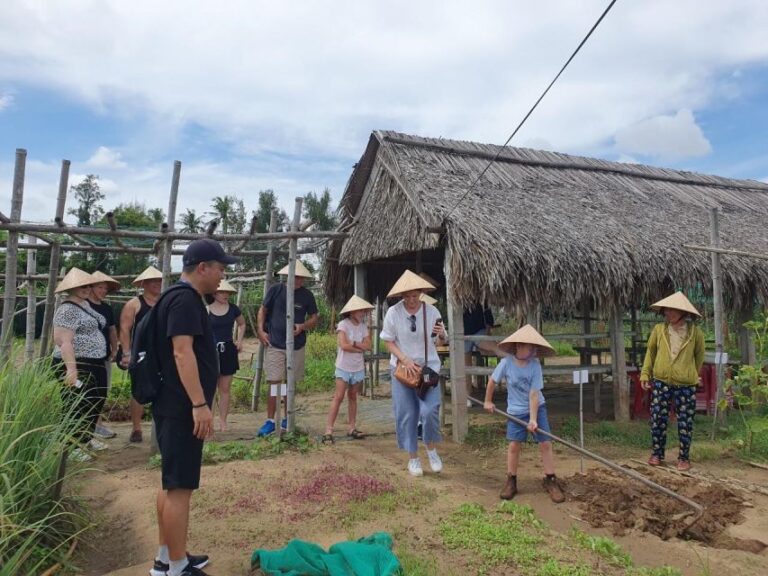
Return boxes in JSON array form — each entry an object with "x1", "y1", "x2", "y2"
[
  {"x1": 387, "y1": 270, "x2": 436, "y2": 298},
  {"x1": 55, "y1": 268, "x2": 98, "y2": 294},
  {"x1": 340, "y1": 295, "x2": 375, "y2": 315},
  {"x1": 650, "y1": 292, "x2": 701, "y2": 317},
  {"x1": 132, "y1": 266, "x2": 164, "y2": 285},
  {"x1": 277, "y1": 261, "x2": 315, "y2": 279},
  {"x1": 498, "y1": 324, "x2": 556, "y2": 357},
  {"x1": 216, "y1": 279, "x2": 237, "y2": 293},
  {"x1": 419, "y1": 293, "x2": 437, "y2": 306},
  {"x1": 418, "y1": 273, "x2": 439, "y2": 293},
  {"x1": 90, "y1": 271, "x2": 121, "y2": 292}
]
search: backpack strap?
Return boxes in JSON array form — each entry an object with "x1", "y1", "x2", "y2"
[{"x1": 62, "y1": 300, "x2": 106, "y2": 329}]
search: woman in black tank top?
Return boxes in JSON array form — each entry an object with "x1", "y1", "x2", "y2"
[{"x1": 208, "y1": 280, "x2": 245, "y2": 431}]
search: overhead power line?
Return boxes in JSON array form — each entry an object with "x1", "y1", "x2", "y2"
[{"x1": 442, "y1": 0, "x2": 620, "y2": 223}]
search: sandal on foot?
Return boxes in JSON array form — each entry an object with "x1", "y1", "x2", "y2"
[
  {"x1": 321, "y1": 434, "x2": 335, "y2": 444},
  {"x1": 647, "y1": 455, "x2": 662, "y2": 466},
  {"x1": 347, "y1": 429, "x2": 365, "y2": 440}
]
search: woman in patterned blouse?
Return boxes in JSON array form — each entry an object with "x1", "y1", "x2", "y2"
[{"x1": 52, "y1": 268, "x2": 108, "y2": 461}]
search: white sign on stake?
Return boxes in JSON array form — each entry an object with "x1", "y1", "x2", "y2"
[
  {"x1": 270, "y1": 384, "x2": 287, "y2": 397},
  {"x1": 572, "y1": 369, "x2": 589, "y2": 384}
]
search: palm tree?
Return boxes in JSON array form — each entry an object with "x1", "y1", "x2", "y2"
[
  {"x1": 179, "y1": 208, "x2": 204, "y2": 234},
  {"x1": 209, "y1": 196, "x2": 234, "y2": 234}
]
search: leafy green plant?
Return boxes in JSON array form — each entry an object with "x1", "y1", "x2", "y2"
[
  {"x1": 570, "y1": 526, "x2": 632, "y2": 568},
  {"x1": 722, "y1": 311, "x2": 768, "y2": 455},
  {"x1": 0, "y1": 358, "x2": 90, "y2": 575}
]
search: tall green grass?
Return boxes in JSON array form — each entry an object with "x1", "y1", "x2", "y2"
[{"x1": 0, "y1": 358, "x2": 90, "y2": 575}]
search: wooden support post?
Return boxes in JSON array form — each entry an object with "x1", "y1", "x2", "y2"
[
  {"x1": 353, "y1": 264, "x2": 366, "y2": 298},
  {"x1": 738, "y1": 295, "x2": 756, "y2": 365},
  {"x1": 1, "y1": 149, "x2": 26, "y2": 362},
  {"x1": 372, "y1": 297, "x2": 381, "y2": 398},
  {"x1": 285, "y1": 198, "x2": 303, "y2": 434},
  {"x1": 709, "y1": 208, "x2": 727, "y2": 432},
  {"x1": 444, "y1": 253, "x2": 468, "y2": 442},
  {"x1": 610, "y1": 308, "x2": 629, "y2": 421},
  {"x1": 252, "y1": 209, "x2": 278, "y2": 412},
  {"x1": 161, "y1": 161, "x2": 181, "y2": 290},
  {"x1": 39, "y1": 161, "x2": 70, "y2": 357},
  {"x1": 24, "y1": 236, "x2": 37, "y2": 361}
]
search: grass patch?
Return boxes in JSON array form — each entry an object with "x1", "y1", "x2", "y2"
[
  {"x1": 570, "y1": 526, "x2": 632, "y2": 568},
  {"x1": 343, "y1": 486, "x2": 436, "y2": 528},
  {"x1": 148, "y1": 431, "x2": 315, "y2": 468},
  {"x1": 396, "y1": 548, "x2": 442, "y2": 576},
  {"x1": 0, "y1": 357, "x2": 90, "y2": 574}
]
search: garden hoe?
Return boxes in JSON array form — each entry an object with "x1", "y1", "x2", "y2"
[{"x1": 467, "y1": 396, "x2": 704, "y2": 533}]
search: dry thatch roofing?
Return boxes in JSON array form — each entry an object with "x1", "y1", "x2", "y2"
[{"x1": 324, "y1": 130, "x2": 768, "y2": 313}]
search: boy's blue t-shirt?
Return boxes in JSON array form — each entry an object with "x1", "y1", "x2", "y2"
[{"x1": 491, "y1": 357, "x2": 546, "y2": 415}]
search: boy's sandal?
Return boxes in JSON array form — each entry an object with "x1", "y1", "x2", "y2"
[
  {"x1": 347, "y1": 429, "x2": 365, "y2": 440},
  {"x1": 647, "y1": 455, "x2": 662, "y2": 466},
  {"x1": 321, "y1": 434, "x2": 335, "y2": 444}
]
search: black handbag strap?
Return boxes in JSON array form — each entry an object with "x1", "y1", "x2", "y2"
[{"x1": 422, "y1": 302, "x2": 428, "y2": 365}]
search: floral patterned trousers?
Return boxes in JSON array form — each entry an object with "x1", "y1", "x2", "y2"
[{"x1": 650, "y1": 380, "x2": 697, "y2": 462}]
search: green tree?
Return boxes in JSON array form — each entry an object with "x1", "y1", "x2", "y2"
[
  {"x1": 67, "y1": 174, "x2": 104, "y2": 227},
  {"x1": 254, "y1": 190, "x2": 288, "y2": 233},
  {"x1": 179, "y1": 209, "x2": 204, "y2": 234},
  {"x1": 209, "y1": 195, "x2": 235, "y2": 234},
  {"x1": 303, "y1": 188, "x2": 337, "y2": 231}
]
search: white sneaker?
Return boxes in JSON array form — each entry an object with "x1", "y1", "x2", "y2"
[
  {"x1": 427, "y1": 449, "x2": 443, "y2": 473},
  {"x1": 407, "y1": 458, "x2": 424, "y2": 477},
  {"x1": 88, "y1": 438, "x2": 108, "y2": 451},
  {"x1": 69, "y1": 447, "x2": 93, "y2": 462}
]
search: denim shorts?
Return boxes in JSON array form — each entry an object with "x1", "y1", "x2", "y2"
[
  {"x1": 335, "y1": 368, "x2": 366, "y2": 385},
  {"x1": 506, "y1": 404, "x2": 552, "y2": 443}
]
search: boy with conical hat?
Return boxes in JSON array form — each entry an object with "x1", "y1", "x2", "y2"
[
  {"x1": 640, "y1": 291, "x2": 704, "y2": 471},
  {"x1": 484, "y1": 324, "x2": 565, "y2": 503},
  {"x1": 256, "y1": 259, "x2": 319, "y2": 437},
  {"x1": 119, "y1": 265, "x2": 164, "y2": 443}
]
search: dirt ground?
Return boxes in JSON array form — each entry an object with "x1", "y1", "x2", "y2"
[{"x1": 72, "y1": 382, "x2": 768, "y2": 576}]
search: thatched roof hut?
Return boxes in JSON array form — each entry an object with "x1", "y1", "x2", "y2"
[{"x1": 324, "y1": 130, "x2": 768, "y2": 313}]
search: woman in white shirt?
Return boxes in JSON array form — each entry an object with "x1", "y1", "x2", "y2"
[{"x1": 380, "y1": 270, "x2": 448, "y2": 477}]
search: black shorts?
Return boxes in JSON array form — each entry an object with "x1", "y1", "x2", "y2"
[
  {"x1": 216, "y1": 341, "x2": 240, "y2": 376},
  {"x1": 155, "y1": 414, "x2": 204, "y2": 490}
]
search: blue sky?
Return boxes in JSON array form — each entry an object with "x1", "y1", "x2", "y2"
[{"x1": 1, "y1": 0, "x2": 767, "y2": 224}]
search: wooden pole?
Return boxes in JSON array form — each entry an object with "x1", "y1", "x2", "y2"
[
  {"x1": 709, "y1": 208, "x2": 727, "y2": 433},
  {"x1": 285, "y1": 198, "x2": 303, "y2": 435},
  {"x1": 372, "y1": 297, "x2": 381, "y2": 398},
  {"x1": 1, "y1": 149, "x2": 26, "y2": 362},
  {"x1": 444, "y1": 249, "x2": 468, "y2": 442},
  {"x1": 24, "y1": 236, "x2": 37, "y2": 361},
  {"x1": 609, "y1": 308, "x2": 630, "y2": 421},
  {"x1": 40, "y1": 161, "x2": 70, "y2": 357},
  {"x1": 738, "y1": 293, "x2": 756, "y2": 366},
  {"x1": 251, "y1": 209, "x2": 278, "y2": 412},
  {"x1": 162, "y1": 161, "x2": 181, "y2": 290}
]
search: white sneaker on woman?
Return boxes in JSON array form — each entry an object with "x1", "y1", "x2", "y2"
[
  {"x1": 69, "y1": 448, "x2": 93, "y2": 462},
  {"x1": 407, "y1": 458, "x2": 424, "y2": 477},
  {"x1": 427, "y1": 449, "x2": 443, "y2": 473},
  {"x1": 88, "y1": 438, "x2": 108, "y2": 451}
]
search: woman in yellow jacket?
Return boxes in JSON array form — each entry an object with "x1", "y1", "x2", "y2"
[{"x1": 640, "y1": 292, "x2": 705, "y2": 471}]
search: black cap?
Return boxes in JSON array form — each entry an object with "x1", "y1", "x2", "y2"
[{"x1": 183, "y1": 239, "x2": 239, "y2": 267}]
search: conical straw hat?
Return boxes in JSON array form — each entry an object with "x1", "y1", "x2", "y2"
[
  {"x1": 498, "y1": 324, "x2": 556, "y2": 357},
  {"x1": 132, "y1": 265, "x2": 163, "y2": 285},
  {"x1": 55, "y1": 267, "x2": 98, "y2": 294},
  {"x1": 277, "y1": 260, "x2": 315, "y2": 279},
  {"x1": 216, "y1": 279, "x2": 237, "y2": 293},
  {"x1": 419, "y1": 293, "x2": 438, "y2": 306},
  {"x1": 650, "y1": 291, "x2": 701, "y2": 317},
  {"x1": 387, "y1": 270, "x2": 436, "y2": 298},
  {"x1": 340, "y1": 295, "x2": 374, "y2": 315},
  {"x1": 90, "y1": 270, "x2": 121, "y2": 292}
]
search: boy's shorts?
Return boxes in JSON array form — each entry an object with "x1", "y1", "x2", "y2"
[
  {"x1": 335, "y1": 368, "x2": 366, "y2": 385},
  {"x1": 506, "y1": 404, "x2": 552, "y2": 443}
]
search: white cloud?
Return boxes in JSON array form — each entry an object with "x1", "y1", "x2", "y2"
[
  {"x1": 86, "y1": 146, "x2": 126, "y2": 169},
  {"x1": 0, "y1": 90, "x2": 12, "y2": 110},
  {"x1": 614, "y1": 109, "x2": 712, "y2": 161},
  {"x1": 0, "y1": 1, "x2": 767, "y2": 221}
]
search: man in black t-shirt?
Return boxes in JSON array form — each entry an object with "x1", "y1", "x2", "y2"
[
  {"x1": 256, "y1": 260, "x2": 319, "y2": 437},
  {"x1": 150, "y1": 239, "x2": 237, "y2": 576},
  {"x1": 89, "y1": 271, "x2": 120, "y2": 442}
]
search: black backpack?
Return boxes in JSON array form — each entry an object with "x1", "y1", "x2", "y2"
[{"x1": 129, "y1": 283, "x2": 196, "y2": 404}]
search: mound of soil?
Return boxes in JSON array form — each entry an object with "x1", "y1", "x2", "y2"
[{"x1": 564, "y1": 468, "x2": 766, "y2": 554}]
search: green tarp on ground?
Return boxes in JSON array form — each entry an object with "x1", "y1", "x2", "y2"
[{"x1": 251, "y1": 532, "x2": 402, "y2": 576}]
